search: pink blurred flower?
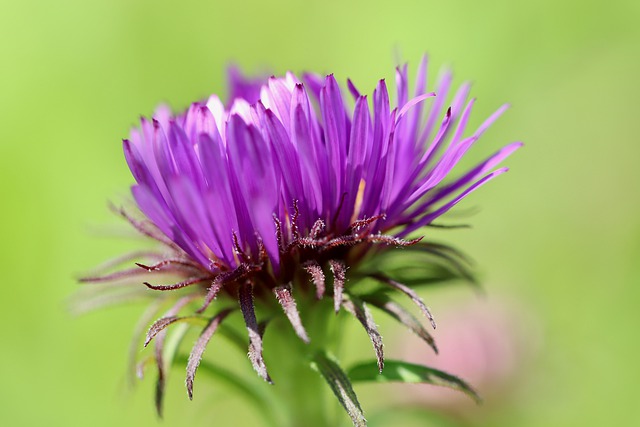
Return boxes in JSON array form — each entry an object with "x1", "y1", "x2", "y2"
[{"x1": 397, "y1": 295, "x2": 541, "y2": 412}]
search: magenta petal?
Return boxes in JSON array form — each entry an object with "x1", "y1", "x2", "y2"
[
  {"x1": 115, "y1": 61, "x2": 518, "y2": 274},
  {"x1": 402, "y1": 167, "x2": 510, "y2": 236}
]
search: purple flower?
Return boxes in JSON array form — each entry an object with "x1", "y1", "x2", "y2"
[{"x1": 82, "y1": 56, "x2": 520, "y2": 417}]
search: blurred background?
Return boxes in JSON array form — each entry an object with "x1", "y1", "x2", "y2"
[{"x1": 1, "y1": 0, "x2": 639, "y2": 426}]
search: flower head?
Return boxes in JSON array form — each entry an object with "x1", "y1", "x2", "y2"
[{"x1": 81, "y1": 57, "x2": 520, "y2": 422}]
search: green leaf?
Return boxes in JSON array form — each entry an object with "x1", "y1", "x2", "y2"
[
  {"x1": 311, "y1": 351, "x2": 367, "y2": 427},
  {"x1": 347, "y1": 360, "x2": 481, "y2": 403}
]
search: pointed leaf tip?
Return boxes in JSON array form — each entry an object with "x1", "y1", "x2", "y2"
[
  {"x1": 186, "y1": 308, "x2": 234, "y2": 400},
  {"x1": 312, "y1": 352, "x2": 367, "y2": 427},
  {"x1": 330, "y1": 260, "x2": 346, "y2": 314},
  {"x1": 342, "y1": 296, "x2": 384, "y2": 373},
  {"x1": 304, "y1": 260, "x2": 326, "y2": 300},
  {"x1": 360, "y1": 293, "x2": 438, "y2": 355},
  {"x1": 372, "y1": 274, "x2": 436, "y2": 329},
  {"x1": 145, "y1": 316, "x2": 178, "y2": 347},
  {"x1": 273, "y1": 284, "x2": 310, "y2": 343},
  {"x1": 239, "y1": 283, "x2": 272, "y2": 383},
  {"x1": 348, "y1": 360, "x2": 481, "y2": 404}
]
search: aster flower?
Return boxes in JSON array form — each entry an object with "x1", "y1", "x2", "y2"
[{"x1": 80, "y1": 57, "x2": 520, "y2": 426}]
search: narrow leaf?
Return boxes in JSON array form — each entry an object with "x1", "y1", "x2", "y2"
[
  {"x1": 196, "y1": 277, "x2": 223, "y2": 313},
  {"x1": 311, "y1": 352, "x2": 366, "y2": 427},
  {"x1": 186, "y1": 308, "x2": 235, "y2": 399},
  {"x1": 144, "y1": 276, "x2": 209, "y2": 291},
  {"x1": 330, "y1": 259, "x2": 346, "y2": 313},
  {"x1": 273, "y1": 284, "x2": 310, "y2": 343},
  {"x1": 135, "y1": 354, "x2": 154, "y2": 380},
  {"x1": 79, "y1": 267, "x2": 149, "y2": 283},
  {"x1": 128, "y1": 297, "x2": 169, "y2": 384},
  {"x1": 239, "y1": 282, "x2": 273, "y2": 383},
  {"x1": 153, "y1": 295, "x2": 198, "y2": 416},
  {"x1": 145, "y1": 315, "x2": 207, "y2": 347},
  {"x1": 348, "y1": 360, "x2": 480, "y2": 403},
  {"x1": 155, "y1": 322, "x2": 191, "y2": 417},
  {"x1": 372, "y1": 274, "x2": 436, "y2": 329},
  {"x1": 367, "y1": 234, "x2": 423, "y2": 247},
  {"x1": 360, "y1": 292, "x2": 437, "y2": 354},
  {"x1": 198, "y1": 264, "x2": 259, "y2": 313},
  {"x1": 303, "y1": 260, "x2": 326, "y2": 300},
  {"x1": 110, "y1": 203, "x2": 180, "y2": 250},
  {"x1": 69, "y1": 288, "x2": 152, "y2": 315},
  {"x1": 342, "y1": 295, "x2": 384, "y2": 372},
  {"x1": 135, "y1": 258, "x2": 203, "y2": 273}
]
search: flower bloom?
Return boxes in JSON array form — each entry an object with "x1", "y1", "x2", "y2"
[{"x1": 82, "y1": 57, "x2": 520, "y2": 413}]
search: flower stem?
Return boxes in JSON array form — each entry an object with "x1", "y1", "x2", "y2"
[{"x1": 266, "y1": 298, "x2": 345, "y2": 427}]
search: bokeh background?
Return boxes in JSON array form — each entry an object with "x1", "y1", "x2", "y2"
[{"x1": 1, "y1": 0, "x2": 639, "y2": 426}]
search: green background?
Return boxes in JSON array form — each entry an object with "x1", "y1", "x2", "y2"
[{"x1": 1, "y1": 0, "x2": 639, "y2": 426}]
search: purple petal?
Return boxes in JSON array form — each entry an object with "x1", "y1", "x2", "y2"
[
  {"x1": 402, "y1": 167, "x2": 510, "y2": 236},
  {"x1": 320, "y1": 74, "x2": 349, "y2": 208},
  {"x1": 227, "y1": 65, "x2": 264, "y2": 105},
  {"x1": 342, "y1": 96, "x2": 372, "y2": 226},
  {"x1": 419, "y1": 69, "x2": 452, "y2": 147},
  {"x1": 290, "y1": 84, "x2": 328, "y2": 218},
  {"x1": 395, "y1": 63, "x2": 409, "y2": 110},
  {"x1": 397, "y1": 92, "x2": 436, "y2": 120},
  {"x1": 347, "y1": 78, "x2": 361, "y2": 100},
  {"x1": 427, "y1": 141, "x2": 523, "y2": 209},
  {"x1": 261, "y1": 76, "x2": 293, "y2": 131},
  {"x1": 475, "y1": 104, "x2": 509, "y2": 138}
]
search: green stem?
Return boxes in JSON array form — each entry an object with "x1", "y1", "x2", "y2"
[{"x1": 266, "y1": 298, "x2": 346, "y2": 427}]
